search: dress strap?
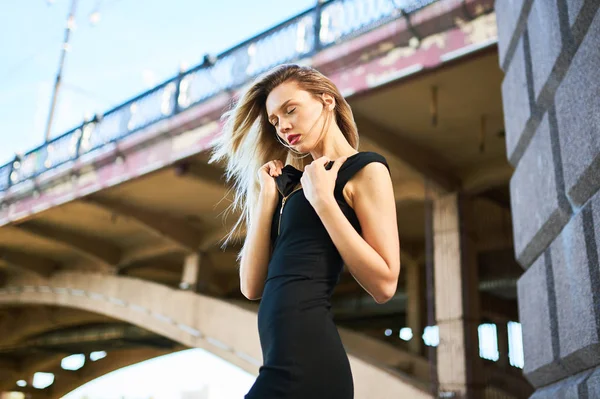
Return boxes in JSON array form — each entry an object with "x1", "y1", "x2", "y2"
[{"x1": 333, "y1": 151, "x2": 390, "y2": 200}]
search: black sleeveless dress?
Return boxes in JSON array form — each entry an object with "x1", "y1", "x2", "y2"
[{"x1": 244, "y1": 151, "x2": 390, "y2": 399}]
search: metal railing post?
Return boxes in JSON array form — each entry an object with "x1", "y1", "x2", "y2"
[
  {"x1": 7, "y1": 157, "x2": 17, "y2": 189},
  {"x1": 75, "y1": 123, "x2": 85, "y2": 159},
  {"x1": 173, "y1": 70, "x2": 184, "y2": 115},
  {"x1": 9, "y1": 155, "x2": 20, "y2": 188},
  {"x1": 314, "y1": 0, "x2": 325, "y2": 53}
]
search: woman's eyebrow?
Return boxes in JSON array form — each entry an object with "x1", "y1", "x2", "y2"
[{"x1": 268, "y1": 99, "x2": 293, "y2": 120}]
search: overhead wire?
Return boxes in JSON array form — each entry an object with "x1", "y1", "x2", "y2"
[{"x1": 1, "y1": 0, "x2": 127, "y2": 86}]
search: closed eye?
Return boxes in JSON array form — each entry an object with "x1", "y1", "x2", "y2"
[{"x1": 272, "y1": 107, "x2": 296, "y2": 127}]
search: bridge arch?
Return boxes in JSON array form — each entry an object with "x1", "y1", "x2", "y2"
[{"x1": 0, "y1": 271, "x2": 431, "y2": 399}]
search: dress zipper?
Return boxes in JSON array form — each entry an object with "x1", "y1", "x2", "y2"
[{"x1": 278, "y1": 185, "x2": 302, "y2": 235}]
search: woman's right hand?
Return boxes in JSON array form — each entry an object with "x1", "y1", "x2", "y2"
[{"x1": 258, "y1": 159, "x2": 283, "y2": 205}]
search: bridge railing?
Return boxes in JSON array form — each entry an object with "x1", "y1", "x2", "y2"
[{"x1": 0, "y1": 0, "x2": 438, "y2": 194}]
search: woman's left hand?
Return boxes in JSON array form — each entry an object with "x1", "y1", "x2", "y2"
[{"x1": 301, "y1": 155, "x2": 348, "y2": 213}]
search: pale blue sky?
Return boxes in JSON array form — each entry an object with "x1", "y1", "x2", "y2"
[{"x1": 0, "y1": 0, "x2": 316, "y2": 165}]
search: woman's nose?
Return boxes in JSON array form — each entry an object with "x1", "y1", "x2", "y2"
[{"x1": 279, "y1": 119, "x2": 292, "y2": 133}]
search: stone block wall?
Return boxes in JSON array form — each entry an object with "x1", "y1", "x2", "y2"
[{"x1": 495, "y1": 0, "x2": 600, "y2": 396}]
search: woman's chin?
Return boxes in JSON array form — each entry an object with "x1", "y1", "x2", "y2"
[{"x1": 288, "y1": 140, "x2": 312, "y2": 152}]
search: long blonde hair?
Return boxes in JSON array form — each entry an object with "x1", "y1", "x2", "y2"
[{"x1": 208, "y1": 64, "x2": 359, "y2": 260}]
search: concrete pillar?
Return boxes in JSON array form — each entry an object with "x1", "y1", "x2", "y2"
[
  {"x1": 406, "y1": 257, "x2": 423, "y2": 355},
  {"x1": 419, "y1": 263, "x2": 428, "y2": 358},
  {"x1": 180, "y1": 252, "x2": 201, "y2": 291},
  {"x1": 433, "y1": 192, "x2": 483, "y2": 398},
  {"x1": 496, "y1": 319, "x2": 509, "y2": 369}
]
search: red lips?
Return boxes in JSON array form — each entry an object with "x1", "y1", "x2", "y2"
[{"x1": 287, "y1": 134, "x2": 301, "y2": 145}]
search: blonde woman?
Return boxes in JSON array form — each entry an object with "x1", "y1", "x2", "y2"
[{"x1": 209, "y1": 64, "x2": 400, "y2": 398}]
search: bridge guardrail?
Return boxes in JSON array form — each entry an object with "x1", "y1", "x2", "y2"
[{"x1": 0, "y1": 0, "x2": 438, "y2": 193}]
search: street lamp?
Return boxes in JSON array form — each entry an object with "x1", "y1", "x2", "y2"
[{"x1": 44, "y1": 0, "x2": 78, "y2": 142}]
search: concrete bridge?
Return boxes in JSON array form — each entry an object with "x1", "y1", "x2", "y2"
[{"x1": 0, "y1": 0, "x2": 535, "y2": 398}]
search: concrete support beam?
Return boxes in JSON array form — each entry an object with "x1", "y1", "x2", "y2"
[
  {"x1": 87, "y1": 199, "x2": 232, "y2": 255},
  {"x1": 174, "y1": 161, "x2": 230, "y2": 189},
  {"x1": 480, "y1": 293, "x2": 518, "y2": 322},
  {"x1": 119, "y1": 242, "x2": 183, "y2": 266},
  {"x1": 0, "y1": 248, "x2": 57, "y2": 277},
  {"x1": 124, "y1": 267, "x2": 181, "y2": 285},
  {"x1": 355, "y1": 114, "x2": 461, "y2": 192},
  {"x1": 405, "y1": 257, "x2": 423, "y2": 355},
  {"x1": 198, "y1": 227, "x2": 234, "y2": 251},
  {"x1": 433, "y1": 192, "x2": 483, "y2": 398},
  {"x1": 0, "y1": 306, "x2": 111, "y2": 348},
  {"x1": 87, "y1": 198, "x2": 203, "y2": 252},
  {"x1": 16, "y1": 224, "x2": 121, "y2": 271},
  {"x1": 461, "y1": 159, "x2": 513, "y2": 197}
]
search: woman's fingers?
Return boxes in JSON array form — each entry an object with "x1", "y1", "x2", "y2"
[
  {"x1": 273, "y1": 160, "x2": 282, "y2": 176},
  {"x1": 269, "y1": 161, "x2": 276, "y2": 177},
  {"x1": 266, "y1": 160, "x2": 285, "y2": 177},
  {"x1": 269, "y1": 160, "x2": 281, "y2": 177}
]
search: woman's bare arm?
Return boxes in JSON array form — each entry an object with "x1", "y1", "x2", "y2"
[
  {"x1": 239, "y1": 192, "x2": 277, "y2": 300},
  {"x1": 313, "y1": 162, "x2": 400, "y2": 304}
]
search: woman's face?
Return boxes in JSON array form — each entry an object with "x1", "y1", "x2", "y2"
[{"x1": 265, "y1": 80, "x2": 332, "y2": 151}]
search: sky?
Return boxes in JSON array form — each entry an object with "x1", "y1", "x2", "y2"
[
  {"x1": 62, "y1": 349, "x2": 256, "y2": 399},
  {"x1": 0, "y1": 0, "x2": 316, "y2": 166}
]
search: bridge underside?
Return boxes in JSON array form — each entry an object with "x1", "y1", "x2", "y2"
[{"x1": 0, "y1": 2, "x2": 531, "y2": 398}]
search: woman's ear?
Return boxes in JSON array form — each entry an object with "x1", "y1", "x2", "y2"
[{"x1": 321, "y1": 92, "x2": 336, "y2": 111}]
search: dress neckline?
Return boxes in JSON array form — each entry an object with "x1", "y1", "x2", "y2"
[{"x1": 283, "y1": 151, "x2": 363, "y2": 174}]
